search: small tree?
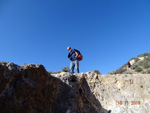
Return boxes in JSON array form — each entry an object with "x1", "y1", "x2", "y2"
[
  {"x1": 62, "y1": 67, "x2": 69, "y2": 72},
  {"x1": 135, "y1": 67, "x2": 143, "y2": 72},
  {"x1": 48, "y1": 71, "x2": 53, "y2": 74},
  {"x1": 93, "y1": 69, "x2": 101, "y2": 74}
]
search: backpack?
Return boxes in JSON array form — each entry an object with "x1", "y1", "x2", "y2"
[
  {"x1": 75, "y1": 49, "x2": 83, "y2": 61},
  {"x1": 78, "y1": 54, "x2": 83, "y2": 61}
]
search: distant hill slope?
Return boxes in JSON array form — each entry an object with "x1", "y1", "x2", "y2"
[{"x1": 110, "y1": 52, "x2": 150, "y2": 74}]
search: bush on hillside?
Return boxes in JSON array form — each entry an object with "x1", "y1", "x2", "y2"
[
  {"x1": 49, "y1": 71, "x2": 53, "y2": 74},
  {"x1": 135, "y1": 67, "x2": 143, "y2": 72},
  {"x1": 62, "y1": 67, "x2": 69, "y2": 72},
  {"x1": 122, "y1": 71, "x2": 132, "y2": 74},
  {"x1": 114, "y1": 68, "x2": 127, "y2": 74},
  {"x1": 131, "y1": 64, "x2": 138, "y2": 70},
  {"x1": 138, "y1": 53, "x2": 148, "y2": 57},
  {"x1": 131, "y1": 57, "x2": 137, "y2": 61},
  {"x1": 138, "y1": 54, "x2": 144, "y2": 57},
  {"x1": 138, "y1": 53, "x2": 150, "y2": 58},
  {"x1": 53, "y1": 71, "x2": 61, "y2": 74},
  {"x1": 141, "y1": 71, "x2": 146, "y2": 74},
  {"x1": 130, "y1": 57, "x2": 139, "y2": 64},
  {"x1": 108, "y1": 72, "x2": 113, "y2": 75},
  {"x1": 140, "y1": 60, "x2": 149, "y2": 69},
  {"x1": 135, "y1": 58, "x2": 140, "y2": 62},
  {"x1": 148, "y1": 53, "x2": 150, "y2": 57},
  {"x1": 93, "y1": 69, "x2": 101, "y2": 74},
  {"x1": 146, "y1": 56, "x2": 150, "y2": 60},
  {"x1": 145, "y1": 60, "x2": 150, "y2": 66},
  {"x1": 147, "y1": 70, "x2": 150, "y2": 74}
]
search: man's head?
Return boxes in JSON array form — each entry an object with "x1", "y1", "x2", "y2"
[{"x1": 67, "y1": 46, "x2": 72, "y2": 52}]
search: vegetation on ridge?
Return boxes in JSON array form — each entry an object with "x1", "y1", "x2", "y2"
[{"x1": 109, "y1": 52, "x2": 150, "y2": 74}]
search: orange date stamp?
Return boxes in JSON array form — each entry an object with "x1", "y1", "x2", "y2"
[{"x1": 117, "y1": 101, "x2": 141, "y2": 105}]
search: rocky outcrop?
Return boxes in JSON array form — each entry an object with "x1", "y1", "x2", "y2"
[
  {"x1": 0, "y1": 62, "x2": 107, "y2": 113},
  {"x1": 0, "y1": 62, "x2": 150, "y2": 113}
]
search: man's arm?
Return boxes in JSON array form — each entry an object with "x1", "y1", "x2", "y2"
[{"x1": 68, "y1": 53, "x2": 71, "y2": 58}]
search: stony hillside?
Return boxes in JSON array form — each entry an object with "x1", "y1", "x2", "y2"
[
  {"x1": 0, "y1": 62, "x2": 150, "y2": 113},
  {"x1": 110, "y1": 53, "x2": 150, "y2": 74}
]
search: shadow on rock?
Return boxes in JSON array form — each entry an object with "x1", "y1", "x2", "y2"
[{"x1": 76, "y1": 77, "x2": 109, "y2": 113}]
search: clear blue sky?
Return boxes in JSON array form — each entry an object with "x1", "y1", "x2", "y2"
[{"x1": 0, "y1": 0, "x2": 150, "y2": 74}]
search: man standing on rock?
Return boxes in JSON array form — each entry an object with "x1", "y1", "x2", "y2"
[{"x1": 67, "y1": 46, "x2": 80, "y2": 73}]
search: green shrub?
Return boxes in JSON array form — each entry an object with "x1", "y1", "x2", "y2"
[
  {"x1": 148, "y1": 53, "x2": 150, "y2": 57},
  {"x1": 138, "y1": 54, "x2": 144, "y2": 57},
  {"x1": 49, "y1": 71, "x2": 53, "y2": 74},
  {"x1": 135, "y1": 67, "x2": 143, "y2": 72},
  {"x1": 93, "y1": 69, "x2": 101, "y2": 74},
  {"x1": 141, "y1": 71, "x2": 146, "y2": 74},
  {"x1": 62, "y1": 67, "x2": 69, "y2": 72},
  {"x1": 147, "y1": 70, "x2": 150, "y2": 74},
  {"x1": 53, "y1": 71, "x2": 61, "y2": 74},
  {"x1": 147, "y1": 61, "x2": 150, "y2": 67},
  {"x1": 138, "y1": 53, "x2": 149, "y2": 57},
  {"x1": 135, "y1": 58, "x2": 139, "y2": 62},
  {"x1": 131, "y1": 65, "x2": 138, "y2": 70},
  {"x1": 146, "y1": 57, "x2": 150, "y2": 60},
  {"x1": 122, "y1": 66, "x2": 127, "y2": 70},
  {"x1": 108, "y1": 72, "x2": 113, "y2": 75},
  {"x1": 131, "y1": 57, "x2": 136, "y2": 60},
  {"x1": 122, "y1": 71, "x2": 132, "y2": 74},
  {"x1": 143, "y1": 53, "x2": 149, "y2": 57},
  {"x1": 115, "y1": 68, "x2": 127, "y2": 74},
  {"x1": 140, "y1": 61, "x2": 149, "y2": 69}
]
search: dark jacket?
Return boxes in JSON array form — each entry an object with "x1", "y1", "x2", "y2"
[{"x1": 68, "y1": 49, "x2": 80, "y2": 61}]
